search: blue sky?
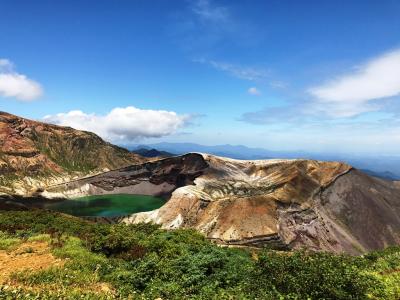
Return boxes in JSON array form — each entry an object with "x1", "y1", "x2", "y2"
[{"x1": 1, "y1": 0, "x2": 400, "y2": 154}]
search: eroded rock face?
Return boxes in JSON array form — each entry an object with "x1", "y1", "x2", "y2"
[
  {"x1": 275, "y1": 170, "x2": 400, "y2": 254},
  {"x1": 122, "y1": 155, "x2": 358, "y2": 252},
  {"x1": 49, "y1": 152, "x2": 400, "y2": 253},
  {"x1": 0, "y1": 111, "x2": 144, "y2": 194},
  {"x1": 317, "y1": 171, "x2": 400, "y2": 252},
  {"x1": 44, "y1": 153, "x2": 209, "y2": 198}
]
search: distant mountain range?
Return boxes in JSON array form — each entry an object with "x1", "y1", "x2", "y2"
[
  {"x1": 131, "y1": 148, "x2": 174, "y2": 158},
  {"x1": 128, "y1": 142, "x2": 400, "y2": 180},
  {"x1": 129, "y1": 143, "x2": 279, "y2": 160},
  {"x1": 359, "y1": 169, "x2": 400, "y2": 181}
]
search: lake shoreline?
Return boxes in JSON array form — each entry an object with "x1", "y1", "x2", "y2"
[{"x1": 43, "y1": 194, "x2": 166, "y2": 217}]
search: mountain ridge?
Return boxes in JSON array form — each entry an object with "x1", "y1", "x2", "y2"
[
  {"x1": 134, "y1": 142, "x2": 400, "y2": 179},
  {"x1": 2, "y1": 112, "x2": 400, "y2": 254},
  {"x1": 44, "y1": 152, "x2": 400, "y2": 254},
  {"x1": 0, "y1": 111, "x2": 144, "y2": 194},
  {"x1": 131, "y1": 147, "x2": 174, "y2": 158}
]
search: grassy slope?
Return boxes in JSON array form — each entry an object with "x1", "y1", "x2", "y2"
[
  {"x1": 0, "y1": 112, "x2": 141, "y2": 193},
  {"x1": 31, "y1": 129, "x2": 136, "y2": 174},
  {"x1": 0, "y1": 211, "x2": 399, "y2": 300}
]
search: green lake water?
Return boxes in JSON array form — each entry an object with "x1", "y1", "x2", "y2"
[{"x1": 45, "y1": 194, "x2": 165, "y2": 217}]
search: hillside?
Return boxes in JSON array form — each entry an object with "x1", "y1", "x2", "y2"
[
  {"x1": 131, "y1": 147, "x2": 174, "y2": 158},
  {"x1": 45, "y1": 153, "x2": 400, "y2": 254},
  {"x1": 0, "y1": 111, "x2": 143, "y2": 194},
  {"x1": 1, "y1": 211, "x2": 399, "y2": 299}
]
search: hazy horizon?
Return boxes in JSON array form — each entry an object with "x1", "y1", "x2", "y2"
[{"x1": 2, "y1": 0, "x2": 400, "y2": 155}]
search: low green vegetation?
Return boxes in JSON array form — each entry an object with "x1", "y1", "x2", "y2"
[
  {"x1": 0, "y1": 231, "x2": 21, "y2": 250},
  {"x1": 0, "y1": 210, "x2": 399, "y2": 299}
]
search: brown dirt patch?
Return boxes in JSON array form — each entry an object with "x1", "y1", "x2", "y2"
[
  {"x1": 380, "y1": 268, "x2": 400, "y2": 276},
  {"x1": 0, "y1": 241, "x2": 64, "y2": 283}
]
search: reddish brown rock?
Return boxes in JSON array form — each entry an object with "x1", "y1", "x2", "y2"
[
  {"x1": 0, "y1": 111, "x2": 144, "y2": 194},
  {"x1": 47, "y1": 152, "x2": 400, "y2": 254}
]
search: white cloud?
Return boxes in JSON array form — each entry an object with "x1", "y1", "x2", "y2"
[
  {"x1": 195, "y1": 59, "x2": 288, "y2": 89},
  {"x1": 0, "y1": 74, "x2": 43, "y2": 101},
  {"x1": 308, "y1": 48, "x2": 400, "y2": 117},
  {"x1": 43, "y1": 106, "x2": 190, "y2": 143},
  {"x1": 192, "y1": 0, "x2": 229, "y2": 23},
  {"x1": 0, "y1": 58, "x2": 43, "y2": 101},
  {"x1": 0, "y1": 59, "x2": 13, "y2": 71},
  {"x1": 208, "y1": 60, "x2": 268, "y2": 81},
  {"x1": 248, "y1": 87, "x2": 261, "y2": 96},
  {"x1": 195, "y1": 58, "x2": 268, "y2": 81},
  {"x1": 269, "y1": 81, "x2": 287, "y2": 89}
]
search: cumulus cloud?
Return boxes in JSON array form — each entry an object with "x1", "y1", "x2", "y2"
[
  {"x1": 308, "y1": 48, "x2": 400, "y2": 117},
  {"x1": 0, "y1": 58, "x2": 43, "y2": 101},
  {"x1": 248, "y1": 87, "x2": 261, "y2": 96},
  {"x1": 43, "y1": 106, "x2": 190, "y2": 143}
]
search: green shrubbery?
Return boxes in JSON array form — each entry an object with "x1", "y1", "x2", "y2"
[
  {"x1": 0, "y1": 231, "x2": 20, "y2": 250},
  {"x1": 253, "y1": 250, "x2": 375, "y2": 299},
  {"x1": 0, "y1": 210, "x2": 399, "y2": 299}
]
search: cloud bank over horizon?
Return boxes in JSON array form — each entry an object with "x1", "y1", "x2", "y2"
[
  {"x1": 43, "y1": 106, "x2": 190, "y2": 143},
  {"x1": 0, "y1": 59, "x2": 43, "y2": 101},
  {"x1": 242, "y1": 47, "x2": 400, "y2": 128},
  {"x1": 308, "y1": 48, "x2": 400, "y2": 117}
]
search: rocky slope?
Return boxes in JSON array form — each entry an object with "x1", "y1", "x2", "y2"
[
  {"x1": 44, "y1": 153, "x2": 400, "y2": 254},
  {"x1": 44, "y1": 153, "x2": 208, "y2": 199},
  {"x1": 0, "y1": 111, "x2": 143, "y2": 195}
]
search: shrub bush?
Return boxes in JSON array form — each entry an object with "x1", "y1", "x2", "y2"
[{"x1": 0, "y1": 211, "x2": 399, "y2": 299}]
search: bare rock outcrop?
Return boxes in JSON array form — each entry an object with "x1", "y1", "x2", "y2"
[
  {"x1": 48, "y1": 153, "x2": 400, "y2": 254},
  {"x1": 44, "y1": 153, "x2": 208, "y2": 198}
]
